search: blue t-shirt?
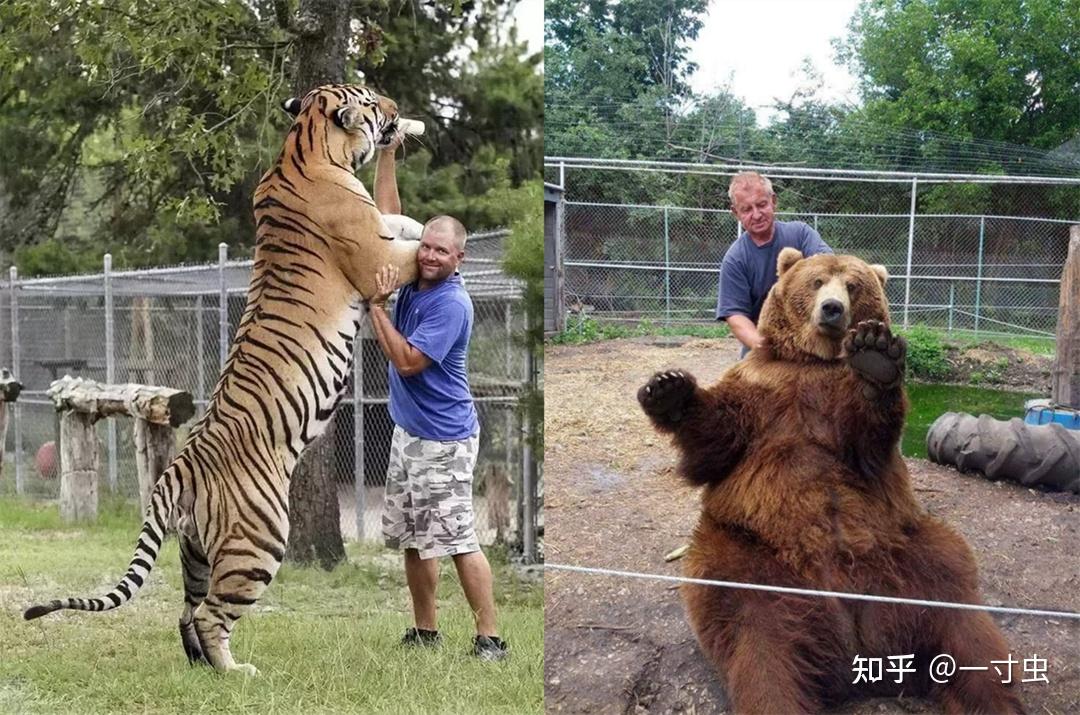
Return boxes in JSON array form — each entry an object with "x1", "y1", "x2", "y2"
[
  {"x1": 715, "y1": 220, "x2": 833, "y2": 323},
  {"x1": 388, "y1": 274, "x2": 479, "y2": 441}
]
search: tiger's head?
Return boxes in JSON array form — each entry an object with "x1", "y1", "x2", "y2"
[{"x1": 282, "y1": 84, "x2": 402, "y2": 171}]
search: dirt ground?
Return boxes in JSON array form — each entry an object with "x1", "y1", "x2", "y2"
[{"x1": 543, "y1": 336, "x2": 1080, "y2": 714}]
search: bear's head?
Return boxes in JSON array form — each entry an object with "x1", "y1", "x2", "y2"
[{"x1": 757, "y1": 248, "x2": 890, "y2": 361}]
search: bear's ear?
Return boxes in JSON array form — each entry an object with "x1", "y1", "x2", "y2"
[
  {"x1": 777, "y1": 247, "x2": 804, "y2": 277},
  {"x1": 869, "y1": 264, "x2": 888, "y2": 287}
]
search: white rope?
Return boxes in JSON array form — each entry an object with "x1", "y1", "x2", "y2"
[{"x1": 545, "y1": 563, "x2": 1080, "y2": 621}]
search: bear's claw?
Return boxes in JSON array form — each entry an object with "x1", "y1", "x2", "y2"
[
  {"x1": 844, "y1": 320, "x2": 906, "y2": 393},
  {"x1": 638, "y1": 370, "x2": 697, "y2": 423}
]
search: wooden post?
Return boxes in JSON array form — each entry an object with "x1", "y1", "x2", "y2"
[
  {"x1": 59, "y1": 410, "x2": 99, "y2": 522},
  {"x1": 47, "y1": 376, "x2": 195, "y2": 521},
  {"x1": 0, "y1": 368, "x2": 23, "y2": 471},
  {"x1": 133, "y1": 419, "x2": 176, "y2": 512},
  {"x1": 1052, "y1": 227, "x2": 1080, "y2": 409}
]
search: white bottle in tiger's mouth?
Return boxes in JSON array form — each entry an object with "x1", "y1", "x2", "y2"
[{"x1": 398, "y1": 118, "x2": 425, "y2": 136}]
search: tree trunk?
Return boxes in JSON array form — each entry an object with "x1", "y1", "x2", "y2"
[
  {"x1": 59, "y1": 410, "x2": 99, "y2": 522},
  {"x1": 133, "y1": 418, "x2": 176, "y2": 513},
  {"x1": 286, "y1": 429, "x2": 345, "y2": 569},
  {"x1": 282, "y1": 0, "x2": 350, "y2": 570},
  {"x1": 1051, "y1": 226, "x2": 1080, "y2": 409}
]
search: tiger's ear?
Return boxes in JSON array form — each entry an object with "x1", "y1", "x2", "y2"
[
  {"x1": 282, "y1": 98, "x2": 302, "y2": 116},
  {"x1": 333, "y1": 106, "x2": 364, "y2": 131}
]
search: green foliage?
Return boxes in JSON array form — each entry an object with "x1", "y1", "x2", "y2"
[
  {"x1": 0, "y1": 0, "x2": 542, "y2": 273},
  {"x1": 841, "y1": 0, "x2": 1080, "y2": 150},
  {"x1": 899, "y1": 324, "x2": 952, "y2": 380},
  {"x1": 502, "y1": 180, "x2": 544, "y2": 453}
]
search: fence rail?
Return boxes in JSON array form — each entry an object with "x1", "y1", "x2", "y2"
[{"x1": 546, "y1": 159, "x2": 1080, "y2": 342}]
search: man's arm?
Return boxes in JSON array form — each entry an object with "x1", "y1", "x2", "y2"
[
  {"x1": 374, "y1": 136, "x2": 402, "y2": 215},
  {"x1": 370, "y1": 265, "x2": 431, "y2": 377},
  {"x1": 715, "y1": 253, "x2": 762, "y2": 350},
  {"x1": 726, "y1": 314, "x2": 764, "y2": 351}
]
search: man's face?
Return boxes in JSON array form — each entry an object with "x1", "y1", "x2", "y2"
[
  {"x1": 417, "y1": 226, "x2": 464, "y2": 283},
  {"x1": 730, "y1": 182, "x2": 777, "y2": 241}
]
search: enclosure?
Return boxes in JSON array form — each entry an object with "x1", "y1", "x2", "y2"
[
  {"x1": 0, "y1": 230, "x2": 540, "y2": 559},
  {"x1": 545, "y1": 158, "x2": 1080, "y2": 343}
]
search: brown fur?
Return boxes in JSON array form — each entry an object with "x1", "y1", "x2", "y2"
[{"x1": 639, "y1": 250, "x2": 1023, "y2": 714}]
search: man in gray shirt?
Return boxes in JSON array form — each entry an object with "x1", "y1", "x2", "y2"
[{"x1": 716, "y1": 172, "x2": 833, "y2": 355}]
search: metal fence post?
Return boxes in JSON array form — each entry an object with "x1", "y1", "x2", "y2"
[
  {"x1": 903, "y1": 178, "x2": 918, "y2": 329},
  {"x1": 218, "y1": 243, "x2": 228, "y2": 368},
  {"x1": 9, "y1": 266, "x2": 21, "y2": 494},
  {"x1": 948, "y1": 283, "x2": 955, "y2": 333},
  {"x1": 196, "y1": 295, "x2": 205, "y2": 404},
  {"x1": 663, "y1": 206, "x2": 671, "y2": 326},
  {"x1": 504, "y1": 301, "x2": 514, "y2": 516},
  {"x1": 104, "y1": 254, "x2": 117, "y2": 492},
  {"x1": 974, "y1": 216, "x2": 985, "y2": 336},
  {"x1": 813, "y1": 214, "x2": 819, "y2": 233},
  {"x1": 559, "y1": 161, "x2": 565, "y2": 189},
  {"x1": 521, "y1": 341, "x2": 536, "y2": 564},
  {"x1": 353, "y1": 318, "x2": 366, "y2": 542}
]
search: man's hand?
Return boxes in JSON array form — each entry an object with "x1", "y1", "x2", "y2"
[
  {"x1": 380, "y1": 130, "x2": 404, "y2": 155},
  {"x1": 371, "y1": 264, "x2": 400, "y2": 307}
]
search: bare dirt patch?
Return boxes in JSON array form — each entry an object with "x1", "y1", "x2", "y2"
[
  {"x1": 942, "y1": 343, "x2": 1053, "y2": 393},
  {"x1": 544, "y1": 336, "x2": 1080, "y2": 714}
]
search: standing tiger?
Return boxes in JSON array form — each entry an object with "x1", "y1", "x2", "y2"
[{"x1": 23, "y1": 84, "x2": 422, "y2": 675}]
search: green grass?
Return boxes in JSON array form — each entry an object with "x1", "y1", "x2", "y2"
[
  {"x1": 0, "y1": 498, "x2": 542, "y2": 714},
  {"x1": 903, "y1": 383, "x2": 1039, "y2": 459}
]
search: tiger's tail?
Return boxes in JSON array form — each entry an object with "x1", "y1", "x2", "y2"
[{"x1": 23, "y1": 467, "x2": 181, "y2": 620}]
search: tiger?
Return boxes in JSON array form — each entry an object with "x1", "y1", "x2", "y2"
[{"x1": 23, "y1": 84, "x2": 423, "y2": 675}]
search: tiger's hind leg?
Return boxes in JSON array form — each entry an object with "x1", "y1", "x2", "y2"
[
  {"x1": 193, "y1": 544, "x2": 283, "y2": 675},
  {"x1": 178, "y1": 532, "x2": 211, "y2": 665}
]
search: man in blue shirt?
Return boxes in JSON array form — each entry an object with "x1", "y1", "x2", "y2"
[
  {"x1": 368, "y1": 139, "x2": 507, "y2": 661},
  {"x1": 717, "y1": 172, "x2": 833, "y2": 356}
]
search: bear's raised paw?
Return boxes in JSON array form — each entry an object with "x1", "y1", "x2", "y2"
[
  {"x1": 638, "y1": 370, "x2": 697, "y2": 424},
  {"x1": 844, "y1": 320, "x2": 906, "y2": 395}
]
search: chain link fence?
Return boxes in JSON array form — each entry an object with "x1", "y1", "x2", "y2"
[
  {"x1": 545, "y1": 159, "x2": 1080, "y2": 343},
  {"x1": 0, "y1": 231, "x2": 540, "y2": 560}
]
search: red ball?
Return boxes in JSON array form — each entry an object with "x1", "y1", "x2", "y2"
[{"x1": 35, "y1": 441, "x2": 57, "y2": 479}]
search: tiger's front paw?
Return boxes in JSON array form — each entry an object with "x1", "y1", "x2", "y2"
[
  {"x1": 844, "y1": 320, "x2": 906, "y2": 396},
  {"x1": 638, "y1": 370, "x2": 697, "y2": 424}
]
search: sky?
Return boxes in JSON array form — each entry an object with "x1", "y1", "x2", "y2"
[
  {"x1": 688, "y1": 0, "x2": 862, "y2": 124},
  {"x1": 512, "y1": 0, "x2": 544, "y2": 56}
]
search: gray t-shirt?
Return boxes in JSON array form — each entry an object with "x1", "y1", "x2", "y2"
[{"x1": 715, "y1": 220, "x2": 832, "y2": 323}]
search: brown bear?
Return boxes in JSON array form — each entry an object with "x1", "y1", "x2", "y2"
[{"x1": 638, "y1": 248, "x2": 1023, "y2": 714}]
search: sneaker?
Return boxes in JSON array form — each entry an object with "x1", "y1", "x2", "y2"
[
  {"x1": 401, "y1": 628, "x2": 442, "y2": 647},
  {"x1": 472, "y1": 634, "x2": 510, "y2": 661}
]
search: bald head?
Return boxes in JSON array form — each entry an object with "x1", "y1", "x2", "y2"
[{"x1": 423, "y1": 215, "x2": 468, "y2": 251}]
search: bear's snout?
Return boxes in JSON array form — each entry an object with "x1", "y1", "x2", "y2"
[
  {"x1": 820, "y1": 299, "x2": 845, "y2": 324},
  {"x1": 811, "y1": 277, "x2": 852, "y2": 336}
]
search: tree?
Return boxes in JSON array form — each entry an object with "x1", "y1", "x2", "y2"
[
  {"x1": 0, "y1": 0, "x2": 542, "y2": 272},
  {"x1": 279, "y1": 0, "x2": 353, "y2": 571},
  {"x1": 839, "y1": 0, "x2": 1080, "y2": 154},
  {"x1": 544, "y1": 0, "x2": 708, "y2": 159}
]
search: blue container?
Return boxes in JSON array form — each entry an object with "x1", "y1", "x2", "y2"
[{"x1": 1024, "y1": 399, "x2": 1080, "y2": 430}]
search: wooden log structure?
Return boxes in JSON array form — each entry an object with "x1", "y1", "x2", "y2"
[
  {"x1": 1052, "y1": 226, "x2": 1080, "y2": 409},
  {"x1": 0, "y1": 368, "x2": 23, "y2": 472},
  {"x1": 46, "y1": 375, "x2": 196, "y2": 521}
]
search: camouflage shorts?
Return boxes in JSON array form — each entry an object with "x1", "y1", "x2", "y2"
[{"x1": 382, "y1": 426, "x2": 480, "y2": 560}]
